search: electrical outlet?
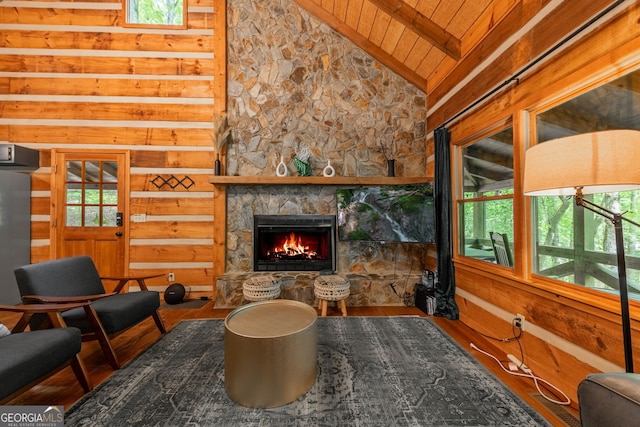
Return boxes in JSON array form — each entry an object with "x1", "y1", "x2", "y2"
[
  {"x1": 514, "y1": 313, "x2": 525, "y2": 331},
  {"x1": 168, "y1": 272, "x2": 175, "y2": 282}
]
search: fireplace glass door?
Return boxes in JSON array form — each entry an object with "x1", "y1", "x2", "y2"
[{"x1": 254, "y1": 215, "x2": 336, "y2": 272}]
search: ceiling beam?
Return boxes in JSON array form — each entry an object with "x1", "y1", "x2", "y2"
[
  {"x1": 292, "y1": 0, "x2": 427, "y2": 91},
  {"x1": 369, "y1": 0, "x2": 461, "y2": 60}
]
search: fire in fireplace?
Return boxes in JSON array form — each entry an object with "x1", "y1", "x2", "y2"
[
  {"x1": 253, "y1": 215, "x2": 336, "y2": 272},
  {"x1": 267, "y1": 231, "x2": 318, "y2": 259}
]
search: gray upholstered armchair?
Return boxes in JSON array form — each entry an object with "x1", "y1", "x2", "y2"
[
  {"x1": 578, "y1": 372, "x2": 640, "y2": 427},
  {"x1": 14, "y1": 256, "x2": 166, "y2": 369},
  {"x1": 0, "y1": 302, "x2": 92, "y2": 404}
]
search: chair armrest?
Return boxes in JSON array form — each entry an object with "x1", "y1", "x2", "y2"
[
  {"x1": 100, "y1": 274, "x2": 164, "y2": 280},
  {"x1": 22, "y1": 293, "x2": 116, "y2": 304},
  {"x1": 101, "y1": 274, "x2": 164, "y2": 292},
  {"x1": 0, "y1": 302, "x2": 92, "y2": 333},
  {"x1": 0, "y1": 302, "x2": 91, "y2": 313}
]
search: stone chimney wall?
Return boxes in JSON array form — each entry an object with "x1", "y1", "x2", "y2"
[
  {"x1": 226, "y1": 0, "x2": 427, "y2": 178},
  {"x1": 216, "y1": 0, "x2": 431, "y2": 307}
]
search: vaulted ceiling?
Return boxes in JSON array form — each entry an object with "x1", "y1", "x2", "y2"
[
  {"x1": 291, "y1": 0, "x2": 630, "y2": 188},
  {"x1": 292, "y1": 0, "x2": 512, "y2": 94}
]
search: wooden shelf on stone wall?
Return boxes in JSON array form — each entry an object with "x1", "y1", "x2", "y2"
[{"x1": 208, "y1": 176, "x2": 433, "y2": 186}]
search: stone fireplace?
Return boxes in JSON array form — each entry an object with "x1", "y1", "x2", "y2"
[
  {"x1": 253, "y1": 214, "x2": 336, "y2": 272},
  {"x1": 213, "y1": 185, "x2": 435, "y2": 308},
  {"x1": 214, "y1": 0, "x2": 434, "y2": 308}
]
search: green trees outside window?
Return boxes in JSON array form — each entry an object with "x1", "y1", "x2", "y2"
[
  {"x1": 126, "y1": 0, "x2": 184, "y2": 26},
  {"x1": 533, "y1": 69, "x2": 640, "y2": 297},
  {"x1": 457, "y1": 68, "x2": 640, "y2": 301},
  {"x1": 457, "y1": 127, "x2": 514, "y2": 266},
  {"x1": 65, "y1": 161, "x2": 118, "y2": 227}
]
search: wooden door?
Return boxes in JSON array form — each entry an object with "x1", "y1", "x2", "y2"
[{"x1": 52, "y1": 151, "x2": 129, "y2": 291}]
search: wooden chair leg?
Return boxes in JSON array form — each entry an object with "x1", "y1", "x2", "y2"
[
  {"x1": 93, "y1": 330, "x2": 120, "y2": 370},
  {"x1": 70, "y1": 355, "x2": 93, "y2": 392},
  {"x1": 320, "y1": 300, "x2": 328, "y2": 317},
  {"x1": 83, "y1": 305, "x2": 120, "y2": 369},
  {"x1": 152, "y1": 311, "x2": 167, "y2": 333}
]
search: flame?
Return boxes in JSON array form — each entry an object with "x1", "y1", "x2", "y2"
[
  {"x1": 282, "y1": 232, "x2": 308, "y2": 255},
  {"x1": 268, "y1": 232, "x2": 317, "y2": 258}
]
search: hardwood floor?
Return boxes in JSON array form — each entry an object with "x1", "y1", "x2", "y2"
[{"x1": 0, "y1": 302, "x2": 579, "y2": 426}]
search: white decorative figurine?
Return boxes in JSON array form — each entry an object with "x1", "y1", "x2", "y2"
[
  {"x1": 323, "y1": 160, "x2": 335, "y2": 177},
  {"x1": 276, "y1": 154, "x2": 288, "y2": 177}
]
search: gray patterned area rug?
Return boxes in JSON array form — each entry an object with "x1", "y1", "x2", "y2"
[{"x1": 66, "y1": 317, "x2": 550, "y2": 426}]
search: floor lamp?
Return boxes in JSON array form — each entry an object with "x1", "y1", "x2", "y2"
[{"x1": 523, "y1": 130, "x2": 640, "y2": 373}]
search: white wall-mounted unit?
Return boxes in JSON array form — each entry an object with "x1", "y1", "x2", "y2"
[{"x1": 0, "y1": 144, "x2": 39, "y2": 172}]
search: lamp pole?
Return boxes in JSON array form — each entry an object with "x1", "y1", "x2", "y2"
[
  {"x1": 523, "y1": 131, "x2": 640, "y2": 374},
  {"x1": 577, "y1": 189, "x2": 635, "y2": 372},
  {"x1": 613, "y1": 212, "x2": 634, "y2": 373}
]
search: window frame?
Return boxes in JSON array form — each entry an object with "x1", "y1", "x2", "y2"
[
  {"x1": 64, "y1": 160, "x2": 119, "y2": 228},
  {"x1": 453, "y1": 122, "x2": 515, "y2": 268},
  {"x1": 525, "y1": 64, "x2": 640, "y2": 297},
  {"x1": 122, "y1": 0, "x2": 187, "y2": 30}
]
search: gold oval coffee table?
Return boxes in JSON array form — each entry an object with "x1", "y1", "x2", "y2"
[{"x1": 224, "y1": 299, "x2": 318, "y2": 408}]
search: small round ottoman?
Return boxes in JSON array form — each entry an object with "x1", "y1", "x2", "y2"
[
  {"x1": 314, "y1": 274, "x2": 350, "y2": 317},
  {"x1": 224, "y1": 300, "x2": 318, "y2": 408},
  {"x1": 242, "y1": 275, "x2": 281, "y2": 301}
]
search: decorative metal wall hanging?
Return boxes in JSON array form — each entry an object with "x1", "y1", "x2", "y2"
[{"x1": 151, "y1": 175, "x2": 195, "y2": 190}]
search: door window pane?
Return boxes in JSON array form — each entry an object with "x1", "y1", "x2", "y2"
[
  {"x1": 103, "y1": 184, "x2": 118, "y2": 204},
  {"x1": 66, "y1": 185, "x2": 82, "y2": 204},
  {"x1": 84, "y1": 184, "x2": 100, "y2": 204},
  {"x1": 64, "y1": 160, "x2": 118, "y2": 227},
  {"x1": 66, "y1": 161, "x2": 82, "y2": 182},
  {"x1": 84, "y1": 162, "x2": 101, "y2": 183},
  {"x1": 103, "y1": 162, "x2": 118, "y2": 182},
  {"x1": 84, "y1": 206, "x2": 100, "y2": 227},
  {"x1": 66, "y1": 206, "x2": 81, "y2": 226}
]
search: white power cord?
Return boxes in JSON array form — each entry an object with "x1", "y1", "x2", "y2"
[{"x1": 470, "y1": 342, "x2": 571, "y2": 406}]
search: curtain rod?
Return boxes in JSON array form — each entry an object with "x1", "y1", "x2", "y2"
[{"x1": 437, "y1": 0, "x2": 626, "y2": 131}]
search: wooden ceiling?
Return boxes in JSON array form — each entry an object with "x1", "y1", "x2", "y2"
[
  {"x1": 292, "y1": 0, "x2": 512, "y2": 94},
  {"x1": 289, "y1": 0, "x2": 632, "y2": 188}
]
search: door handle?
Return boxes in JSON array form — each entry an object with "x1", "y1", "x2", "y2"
[{"x1": 115, "y1": 231, "x2": 123, "y2": 236}]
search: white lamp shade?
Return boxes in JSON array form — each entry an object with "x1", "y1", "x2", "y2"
[{"x1": 523, "y1": 130, "x2": 640, "y2": 196}]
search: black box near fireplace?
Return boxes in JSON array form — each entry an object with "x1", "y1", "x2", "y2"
[{"x1": 253, "y1": 214, "x2": 336, "y2": 272}]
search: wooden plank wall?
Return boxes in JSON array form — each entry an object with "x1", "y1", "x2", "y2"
[
  {"x1": 427, "y1": 1, "x2": 640, "y2": 406},
  {"x1": 0, "y1": 0, "x2": 220, "y2": 295}
]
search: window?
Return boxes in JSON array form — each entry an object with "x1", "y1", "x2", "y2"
[
  {"x1": 532, "y1": 69, "x2": 640, "y2": 297},
  {"x1": 65, "y1": 161, "x2": 118, "y2": 227},
  {"x1": 457, "y1": 127, "x2": 514, "y2": 266},
  {"x1": 125, "y1": 0, "x2": 185, "y2": 27}
]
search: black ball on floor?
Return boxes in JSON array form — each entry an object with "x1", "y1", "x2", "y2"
[{"x1": 164, "y1": 283, "x2": 186, "y2": 305}]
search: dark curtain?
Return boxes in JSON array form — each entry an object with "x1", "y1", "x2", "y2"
[{"x1": 434, "y1": 127, "x2": 459, "y2": 320}]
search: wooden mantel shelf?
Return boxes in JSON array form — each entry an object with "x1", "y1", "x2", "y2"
[{"x1": 208, "y1": 176, "x2": 433, "y2": 186}]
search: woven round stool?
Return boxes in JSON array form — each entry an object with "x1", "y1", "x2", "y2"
[
  {"x1": 314, "y1": 275, "x2": 350, "y2": 317},
  {"x1": 243, "y1": 275, "x2": 281, "y2": 302}
]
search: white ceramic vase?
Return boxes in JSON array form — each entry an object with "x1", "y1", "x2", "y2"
[
  {"x1": 322, "y1": 160, "x2": 335, "y2": 177},
  {"x1": 276, "y1": 155, "x2": 288, "y2": 177}
]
